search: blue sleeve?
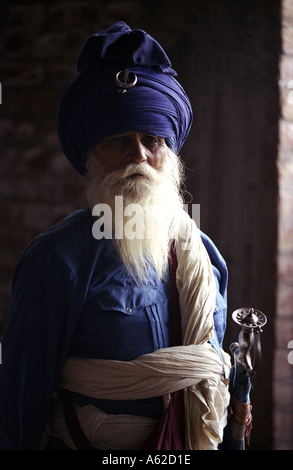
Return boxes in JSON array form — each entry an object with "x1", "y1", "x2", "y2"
[
  {"x1": 0, "y1": 250, "x2": 83, "y2": 449},
  {"x1": 200, "y1": 231, "x2": 228, "y2": 347},
  {"x1": 200, "y1": 231, "x2": 228, "y2": 301}
]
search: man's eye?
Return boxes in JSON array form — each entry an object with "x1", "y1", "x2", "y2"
[
  {"x1": 144, "y1": 135, "x2": 162, "y2": 145},
  {"x1": 112, "y1": 135, "x2": 128, "y2": 143}
]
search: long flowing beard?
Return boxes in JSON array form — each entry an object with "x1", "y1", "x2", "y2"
[{"x1": 85, "y1": 151, "x2": 185, "y2": 284}]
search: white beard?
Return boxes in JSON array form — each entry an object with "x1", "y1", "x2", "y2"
[{"x1": 85, "y1": 150, "x2": 185, "y2": 284}]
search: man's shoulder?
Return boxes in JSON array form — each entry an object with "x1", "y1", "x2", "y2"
[
  {"x1": 200, "y1": 231, "x2": 228, "y2": 295},
  {"x1": 200, "y1": 231, "x2": 228, "y2": 346},
  {"x1": 19, "y1": 208, "x2": 95, "y2": 262},
  {"x1": 12, "y1": 208, "x2": 107, "y2": 290}
]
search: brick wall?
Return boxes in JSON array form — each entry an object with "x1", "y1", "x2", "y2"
[{"x1": 275, "y1": 0, "x2": 293, "y2": 451}]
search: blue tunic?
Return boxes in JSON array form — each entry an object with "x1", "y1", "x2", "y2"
[{"x1": 0, "y1": 208, "x2": 229, "y2": 450}]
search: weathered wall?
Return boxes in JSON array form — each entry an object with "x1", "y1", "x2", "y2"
[
  {"x1": 0, "y1": 0, "x2": 282, "y2": 449},
  {"x1": 275, "y1": 0, "x2": 293, "y2": 451}
]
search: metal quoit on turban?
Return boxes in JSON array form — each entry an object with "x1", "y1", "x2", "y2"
[
  {"x1": 115, "y1": 68, "x2": 138, "y2": 93},
  {"x1": 57, "y1": 22, "x2": 193, "y2": 176}
]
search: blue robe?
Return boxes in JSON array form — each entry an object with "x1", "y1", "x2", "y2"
[{"x1": 0, "y1": 208, "x2": 232, "y2": 450}]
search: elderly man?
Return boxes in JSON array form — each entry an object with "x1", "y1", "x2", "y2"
[{"x1": 0, "y1": 23, "x2": 251, "y2": 450}]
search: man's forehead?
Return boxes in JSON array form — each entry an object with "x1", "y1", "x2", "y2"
[{"x1": 102, "y1": 131, "x2": 164, "y2": 140}]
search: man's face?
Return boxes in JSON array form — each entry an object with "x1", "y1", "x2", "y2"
[
  {"x1": 93, "y1": 131, "x2": 169, "y2": 173},
  {"x1": 86, "y1": 133, "x2": 184, "y2": 282}
]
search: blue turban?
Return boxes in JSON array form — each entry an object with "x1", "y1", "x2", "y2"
[{"x1": 57, "y1": 22, "x2": 193, "y2": 176}]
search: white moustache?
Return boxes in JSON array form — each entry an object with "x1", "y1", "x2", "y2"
[{"x1": 106, "y1": 162, "x2": 163, "y2": 186}]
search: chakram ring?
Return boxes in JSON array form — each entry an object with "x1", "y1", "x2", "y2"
[{"x1": 115, "y1": 68, "x2": 137, "y2": 93}]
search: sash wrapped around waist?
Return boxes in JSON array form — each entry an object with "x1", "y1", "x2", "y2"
[
  {"x1": 53, "y1": 342, "x2": 230, "y2": 450},
  {"x1": 59, "y1": 343, "x2": 228, "y2": 400}
]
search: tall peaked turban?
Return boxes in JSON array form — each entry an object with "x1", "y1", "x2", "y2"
[{"x1": 57, "y1": 22, "x2": 193, "y2": 176}]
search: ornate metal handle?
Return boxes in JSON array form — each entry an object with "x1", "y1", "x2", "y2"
[{"x1": 230, "y1": 308, "x2": 267, "y2": 377}]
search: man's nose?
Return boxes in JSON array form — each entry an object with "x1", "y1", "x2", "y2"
[{"x1": 125, "y1": 138, "x2": 148, "y2": 164}]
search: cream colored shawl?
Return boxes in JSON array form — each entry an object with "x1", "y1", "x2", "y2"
[{"x1": 57, "y1": 211, "x2": 231, "y2": 450}]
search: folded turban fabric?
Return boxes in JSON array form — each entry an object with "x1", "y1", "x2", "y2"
[{"x1": 57, "y1": 22, "x2": 193, "y2": 176}]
